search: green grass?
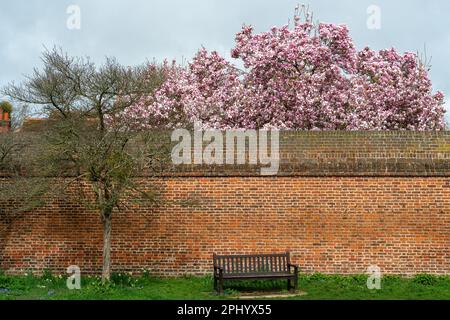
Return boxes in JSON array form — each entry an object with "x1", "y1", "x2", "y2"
[{"x1": 0, "y1": 271, "x2": 449, "y2": 300}]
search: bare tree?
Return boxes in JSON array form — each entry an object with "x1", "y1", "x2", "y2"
[{"x1": 2, "y1": 48, "x2": 171, "y2": 282}]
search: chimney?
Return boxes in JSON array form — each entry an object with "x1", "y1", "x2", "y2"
[{"x1": 0, "y1": 102, "x2": 12, "y2": 133}]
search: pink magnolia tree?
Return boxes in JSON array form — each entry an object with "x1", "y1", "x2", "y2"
[{"x1": 124, "y1": 9, "x2": 446, "y2": 130}]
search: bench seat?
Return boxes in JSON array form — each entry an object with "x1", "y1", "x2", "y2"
[{"x1": 222, "y1": 272, "x2": 295, "y2": 279}]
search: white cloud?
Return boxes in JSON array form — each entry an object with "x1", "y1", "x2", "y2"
[
  {"x1": 444, "y1": 101, "x2": 450, "y2": 126},
  {"x1": 1, "y1": 0, "x2": 450, "y2": 122}
]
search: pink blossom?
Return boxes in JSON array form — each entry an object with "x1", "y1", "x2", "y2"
[{"x1": 124, "y1": 13, "x2": 446, "y2": 131}]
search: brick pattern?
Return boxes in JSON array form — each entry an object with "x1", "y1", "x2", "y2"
[
  {"x1": 1, "y1": 177, "x2": 449, "y2": 276},
  {"x1": 0, "y1": 132, "x2": 449, "y2": 276},
  {"x1": 158, "y1": 131, "x2": 450, "y2": 177}
]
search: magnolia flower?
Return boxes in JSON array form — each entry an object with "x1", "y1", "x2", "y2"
[{"x1": 122, "y1": 15, "x2": 445, "y2": 131}]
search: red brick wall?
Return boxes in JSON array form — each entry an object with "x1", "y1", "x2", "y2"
[
  {"x1": 0, "y1": 176, "x2": 449, "y2": 276},
  {"x1": 0, "y1": 132, "x2": 449, "y2": 276}
]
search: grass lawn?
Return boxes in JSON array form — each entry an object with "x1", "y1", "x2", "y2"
[{"x1": 0, "y1": 272, "x2": 449, "y2": 300}]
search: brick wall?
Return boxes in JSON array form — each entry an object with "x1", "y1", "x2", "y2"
[{"x1": 1, "y1": 132, "x2": 449, "y2": 276}]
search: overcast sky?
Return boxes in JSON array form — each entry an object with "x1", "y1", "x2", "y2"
[{"x1": 1, "y1": 0, "x2": 449, "y2": 122}]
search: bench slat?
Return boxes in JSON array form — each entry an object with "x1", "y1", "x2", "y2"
[
  {"x1": 222, "y1": 272, "x2": 294, "y2": 279},
  {"x1": 214, "y1": 252, "x2": 290, "y2": 275},
  {"x1": 215, "y1": 253, "x2": 288, "y2": 259}
]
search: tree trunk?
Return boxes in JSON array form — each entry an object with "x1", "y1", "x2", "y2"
[{"x1": 101, "y1": 210, "x2": 112, "y2": 283}]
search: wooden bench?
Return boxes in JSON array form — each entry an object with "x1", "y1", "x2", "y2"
[{"x1": 213, "y1": 252, "x2": 299, "y2": 294}]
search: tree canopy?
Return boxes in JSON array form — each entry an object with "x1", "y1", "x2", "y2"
[{"x1": 121, "y1": 9, "x2": 446, "y2": 131}]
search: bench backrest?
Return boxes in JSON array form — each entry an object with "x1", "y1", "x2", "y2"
[{"x1": 213, "y1": 252, "x2": 290, "y2": 274}]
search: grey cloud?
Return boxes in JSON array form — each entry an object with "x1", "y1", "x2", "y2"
[{"x1": 0, "y1": 0, "x2": 449, "y2": 122}]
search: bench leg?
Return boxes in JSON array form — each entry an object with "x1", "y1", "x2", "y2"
[
  {"x1": 293, "y1": 274, "x2": 298, "y2": 292},
  {"x1": 218, "y1": 278, "x2": 224, "y2": 295},
  {"x1": 214, "y1": 277, "x2": 218, "y2": 292},
  {"x1": 287, "y1": 279, "x2": 292, "y2": 291}
]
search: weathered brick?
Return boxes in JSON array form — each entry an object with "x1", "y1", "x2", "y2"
[{"x1": 0, "y1": 132, "x2": 449, "y2": 276}]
